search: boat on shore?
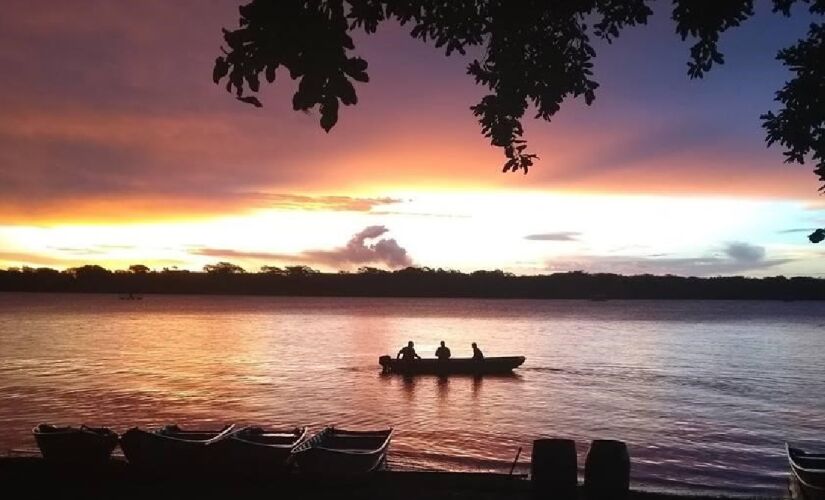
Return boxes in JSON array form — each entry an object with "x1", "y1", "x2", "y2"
[
  {"x1": 32, "y1": 424, "x2": 118, "y2": 463},
  {"x1": 119, "y1": 424, "x2": 235, "y2": 470},
  {"x1": 291, "y1": 427, "x2": 393, "y2": 476},
  {"x1": 379, "y1": 355, "x2": 525, "y2": 375},
  {"x1": 211, "y1": 426, "x2": 307, "y2": 475},
  {"x1": 788, "y1": 443, "x2": 825, "y2": 500}
]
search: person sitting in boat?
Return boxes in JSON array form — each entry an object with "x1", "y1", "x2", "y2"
[
  {"x1": 471, "y1": 342, "x2": 484, "y2": 360},
  {"x1": 435, "y1": 341, "x2": 451, "y2": 360},
  {"x1": 397, "y1": 341, "x2": 421, "y2": 361}
]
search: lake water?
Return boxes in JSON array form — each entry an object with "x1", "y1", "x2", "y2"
[{"x1": 1, "y1": 293, "x2": 823, "y2": 495}]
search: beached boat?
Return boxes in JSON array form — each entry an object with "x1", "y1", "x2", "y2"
[
  {"x1": 32, "y1": 424, "x2": 118, "y2": 463},
  {"x1": 378, "y1": 355, "x2": 525, "y2": 375},
  {"x1": 119, "y1": 424, "x2": 235, "y2": 470},
  {"x1": 788, "y1": 443, "x2": 825, "y2": 500},
  {"x1": 211, "y1": 426, "x2": 307, "y2": 475},
  {"x1": 291, "y1": 427, "x2": 393, "y2": 476}
]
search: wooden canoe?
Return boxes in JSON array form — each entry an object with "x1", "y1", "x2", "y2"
[
  {"x1": 32, "y1": 424, "x2": 118, "y2": 463},
  {"x1": 291, "y1": 427, "x2": 393, "y2": 476},
  {"x1": 211, "y1": 426, "x2": 307, "y2": 475},
  {"x1": 119, "y1": 424, "x2": 235, "y2": 470},
  {"x1": 788, "y1": 443, "x2": 825, "y2": 500},
  {"x1": 379, "y1": 355, "x2": 525, "y2": 375}
]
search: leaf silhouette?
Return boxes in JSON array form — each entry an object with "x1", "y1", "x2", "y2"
[
  {"x1": 265, "y1": 64, "x2": 277, "y2": 83},
  {"x1": 237, "y1": 96, "x2": 263, "y2": 108},
  {"x1": 320, "y1": 98, "x2": 339, "y2": 132},
  {"x1": 212, "y1": 57, "x2": 228, "y2": 84},
  {"x1": 212, "y1": 0, "x2": 825, "y2": 200}
]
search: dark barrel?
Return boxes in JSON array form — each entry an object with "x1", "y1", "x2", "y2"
[
  {"x1": 531, "y1": 438, "x2": 577, "y2": 499},
  {"x1": 584, "y1": 439, "x2": 630, "y2": 500}
]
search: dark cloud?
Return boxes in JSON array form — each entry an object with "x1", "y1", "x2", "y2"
[
  {"x1": 547, "y1": 243, "x2": 790, "y2": 277},
  {"x1": 723, "y1": 242, "x2": 765, "y2": 263},
  {"x1": 192, "y1": 226, "x2": 413, "y2": 270},
  {"x1": 778, "y1": 228, "x2": 815, "y2": 234},
  {"x1": 525, "y1": 232, "x2": 581, "y2": 241},
  {"x1": 303, "y1": 226, "x2": 412, "y2": 269}
]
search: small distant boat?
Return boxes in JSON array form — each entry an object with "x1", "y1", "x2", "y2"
[
  {"x1": 211, "y1": 426, "x2": 307, "y2": 475},
  {"x1": 120, "y1": 424, "x2": 235, "y2": 469},
  {"x1": 788, "y1": 443, "x2": 825, "y2": 500},
  {"x1": 119, "y1": 293, "x2": 143, "y2": 300},
  {"x1": 378, "y1": 355, "x2": 525, "y2": 375},
  {"x1": 291, "y1": 427, "x2": 393, "y2": 476},
  {"x1": 32, "y1": 424, "x2": 118, "y2": 463}
]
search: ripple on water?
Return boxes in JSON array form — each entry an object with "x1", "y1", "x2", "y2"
[{"x1": 1, "y1": 294, "x2": 824, "y2": 496}]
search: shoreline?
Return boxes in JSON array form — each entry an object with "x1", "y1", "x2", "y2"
[
  {"x1": 3, "y1": 268, "x2": 825, "y2": 300},
  {"x1": 0, "y1": 457, "x2": 782, "y2": 500},
  {"x1": 2, "y1": 290, "x2": 825, "y2": 302}
]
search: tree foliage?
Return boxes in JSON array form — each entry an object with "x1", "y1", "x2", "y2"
[
  {"x1": 66, "y1": 264, "x2": 111, "y2": 279},
  {"x1": 4, "y1": 265, "x2": 825, "y2": 299},
  {"x1": 203, "y1": 261, "x2": 246, "y2": 274},
  {"x1": 214, "y1": 0, "x2": 825, "y2": 240}
]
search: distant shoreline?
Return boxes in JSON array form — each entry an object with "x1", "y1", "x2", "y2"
[{"x1": 2, "y1": 267, "x2": 825, "y2": 300}]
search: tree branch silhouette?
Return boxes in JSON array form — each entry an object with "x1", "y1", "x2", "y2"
[{"x1": 214, "y1": 0, "x2": 825, "y2": 239}]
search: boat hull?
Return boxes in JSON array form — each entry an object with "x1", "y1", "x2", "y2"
[
  {"x1": 292, "y1": 428, "x2": 392, "y2": 477},
  {"x1": 788, "y1": 444, "x2": 825, "y2": 500},
  {"x1": 119, "y1": 425, "x2": 234, "y2": 471},
  {"x1": 211, "y1": 427, "x2": 306, "y2": 476},
  {"x1": 33, "y1": 425, "x2": 118, "y2": 464},
  {"x1": 379, "y1": 355, "x2": 525, "y2": 375}
]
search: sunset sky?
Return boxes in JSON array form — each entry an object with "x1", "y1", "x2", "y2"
[{"x1": 1, "y1": 1, "x2": 823, "y2": 276}]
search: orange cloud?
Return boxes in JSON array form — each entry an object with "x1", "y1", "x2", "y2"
[
  {"x1": 0, "y1": 193, "x2": 402, "y2": 225},
  {"x1": 0, "y1": 251, "x2": 71, "y2": 267},
  {"x1": 0, "y1": 0, "x2": 821, "y2": 229}
]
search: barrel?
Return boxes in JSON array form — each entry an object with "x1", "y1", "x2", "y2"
[
  {"x1": 531, "y1": 438, "x2": 577, "y2": 499},
  {"x1": 584, "y1": 439, "x2": 630, "y2": 500}
]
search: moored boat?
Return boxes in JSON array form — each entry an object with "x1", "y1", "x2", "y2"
[
  {"x1": 32, "y1": 424, "x2": 118, "y2": 463},
  {"x1": 788, "y1": 443, "x2": 825, "y2": 500},
  {"x1": 119, "y1": 424, "x2": 235, "y2": 470},
  {"x1": 378, "y1": 355, "x2": 525, "y2": 375},
  {"x1": 211, "y1": 426, "x2": 307, "y2": 475},
  {"x1": 291, "y1": 427, "x2": 393, "y2": 476}
]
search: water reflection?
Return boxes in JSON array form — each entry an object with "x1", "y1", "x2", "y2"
[
  {"x1": 401, "y1": 375, "x2": 417, "y2": 401},
  {"x1": 436, "y1": 376, "x2": 449, "y2": 402},
  {"x1": 0, "y1": 294, "x2": 824, "y2": 496},
  {"x1": 472, "y1": 375, "x2": 482, "y2": 399}
]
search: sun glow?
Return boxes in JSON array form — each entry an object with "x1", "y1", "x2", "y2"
[{"x1": 1, "y1": 190, "x2": 820, "y2": 276}]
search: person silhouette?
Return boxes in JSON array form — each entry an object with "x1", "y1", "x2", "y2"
[
  {"x1": 471, "y1": 342, "x2": 484, "y2": 360},
  {"x1": 435, "y1": 341, "x2": 451, "y2": 360},
  {"x1": 397, "y1": 341, "x2": 421, "y2": 361}
]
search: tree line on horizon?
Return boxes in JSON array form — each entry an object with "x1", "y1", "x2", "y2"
[
  {"x1": 3, "y1": 262, "x2": 511, "y2": 276},
  {"x1": 2, "y1": 263, "x2": 825, "y2": 300}
]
